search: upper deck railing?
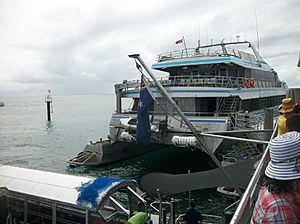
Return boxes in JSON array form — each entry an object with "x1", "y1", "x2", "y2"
[
  {"x1": 157, "y1": 48, "x2": 255, "y2": 62},
  {"x1": 156, "y1": 41, "x2": 264, "y2": 64},
  {"x1": 117, "y1": 75, "x2": 282, "y2": 93}
]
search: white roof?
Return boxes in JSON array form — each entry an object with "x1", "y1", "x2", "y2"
[{"x1": 0, "y1": 165, "x2": 91, "y2": 206}]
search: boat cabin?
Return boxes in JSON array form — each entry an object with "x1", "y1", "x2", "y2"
[{"x1": 116, "y1": 41, "x2": 286, "y2": 117}]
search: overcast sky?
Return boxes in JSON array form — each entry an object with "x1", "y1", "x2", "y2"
[{"x1": 0, "y1": 0, "x2": 300, "y2": 96}]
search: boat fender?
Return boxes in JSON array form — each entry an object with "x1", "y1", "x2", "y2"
[
  {"x1": 120, "y1": 131, "x2": 135, "y2": 141},
  {"x1": 244, "y1": 78, "x2": 250, "y2": 88},
  {"x1": 250, "y1": 79, "x2": 255, "y2": 87},
  {"x1": 171, "y1": 136, "x2": 196, "y2": 147}
]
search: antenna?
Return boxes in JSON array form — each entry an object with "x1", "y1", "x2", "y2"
[
  {"x1": 198, "y1": 23, "x2": 201, "y2": 47},
  {"x1": 229, "y1": 24, "x2": 232, "y2": 42},
  {"x1": 206, "y1": 25, "x2": 208, "y2": 45},
  {"x1": 236, "y1": 35, "x2": 240, "y2": 42},
  {"x1": 255, "y1": 8, "x2": 260, "y2": 52},
  {"x1": 244, "y1": 21, "x2": 247, "y2": 41}
]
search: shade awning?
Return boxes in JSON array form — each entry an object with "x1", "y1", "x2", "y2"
[{"x1": 141, "y1": 158, "x2": 258, "y2": 196}]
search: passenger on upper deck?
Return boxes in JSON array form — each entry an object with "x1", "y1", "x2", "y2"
[
  {"x1": 277, "y1": 98, "x2": 295, "y2": 136},
  {"x1": 251, "y1": 131, "x2": 300, "y2": 223}
]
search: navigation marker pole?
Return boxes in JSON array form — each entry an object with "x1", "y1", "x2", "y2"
[{"x1": 45, "y1": 89, "x2": 53, "y2": 121}]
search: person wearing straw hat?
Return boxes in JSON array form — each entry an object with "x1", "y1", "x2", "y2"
[
  {"x1": 277, "y1": 98, "x2": 295, "y2": 136},
  {"x1": 251, "y1": 131, "x2": 300, "y2": 223}
]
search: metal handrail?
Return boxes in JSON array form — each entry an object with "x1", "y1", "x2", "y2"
[
  {"x1": 175, "y1": 213, "x2": 223, "y2": 224},
  {"x1": 149, "y1": 201, "x2": 171, "y2": 214},
  {"x1": 120, "y1": 110, "x2": 231, "y2": 117},
  {"x1": 230, "y1": 123, "x2": 278, "y2": 223},
  {"x1": 157, "y1": 48, "x2": 245, "y2": 62},
  {"x1": 119, "y1": 76, "x2": 279, "y2": 92}
]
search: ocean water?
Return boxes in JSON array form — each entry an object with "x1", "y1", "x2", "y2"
[{"x1": 0, "y1": 95, "x2": 230, "y2": 222}]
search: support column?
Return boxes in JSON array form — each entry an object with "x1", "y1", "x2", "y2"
[
  {"x1": 264, "y1": 108, "x2": 273, "y2": 141},
  {"x1": 115, "y1": 88, "x2": 122, "y2": 113},
  {"x1": 287, "y1": 88, "x2": 300, "y2": 104}
]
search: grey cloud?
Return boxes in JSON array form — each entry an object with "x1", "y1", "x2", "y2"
[{"x1": 1, "y1": 0, "x2": 300, "y2": 96}]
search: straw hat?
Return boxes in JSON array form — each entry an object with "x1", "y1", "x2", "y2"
[
  {"x1": 265, "y1": 131, "x2": 300, "y2": 180},
  {"x1": 278, "y1": 98, "x2": 294, "y2": 114}
]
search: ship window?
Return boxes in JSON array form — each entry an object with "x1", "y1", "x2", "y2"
[
  {"x1": 228, "y1": 68, "x2": 237, "y2": 77},
  {"x1": 252, "y1": 70, "x2": 275, "y2": 81},
  {"x1": 210, "y1": 67, "x2": 218, "y2": 76},
  {"x1": 176, "y1": 98, "x2": 195, "y2": 113},
  {"x1": 238, "y1": 68, "x2": 245, "y2": 77},
  {"x1": 153, "y1": 98, "x2": 175, "y2": 114},
  {"x1": 245, "y1": 69, "x2": 251, "y2": 78},
  {"x1": 179, "y1": 70, "x2": 190, "y2": 78},
  {"x1": 220, "y1": 68, "x2": 227, "y2": 76},
  {"x1": 153, "y1": 97, "x2": 195, "y2": 115},
  {"x1": 132, "y1": 98, "x2": 139, "y2": 112},
  {"x1": 192, "y1": 70, "x2": 199, "y2": 76},
  {"x1": 241, "y1": 95, "x2": 285, "y2": 112},
  {"x1": 199, "y1": 65, "x2": 212, "y2": 76},
  {"x1": 195, "y1": 97, "x2": 216, "y2": 115}
]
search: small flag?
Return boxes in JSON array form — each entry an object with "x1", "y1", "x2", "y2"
[
  {"x1": 136, "y1": 75, "x2": 153, "y2": 145},
  {"x1": 175, "y1": 39, "x2": 183, "y2": 44}
]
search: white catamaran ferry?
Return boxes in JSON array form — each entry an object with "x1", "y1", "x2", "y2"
[{"x1": 68, "y1": 40, "x2": 287, "y2": 166}]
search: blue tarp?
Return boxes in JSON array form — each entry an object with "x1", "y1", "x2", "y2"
[{"x1": 76, "y1": 177, "x2": 123, "y2": 208}]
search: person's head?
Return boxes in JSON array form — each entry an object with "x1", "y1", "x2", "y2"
[
  {"x1": 264, "y1": 131, "x2": 300, "y2": 193},
  {"x1": 137, "y1": 202, "x2": 147, "y2": 212},
  {"x1": 188, "y1": 200, "x2": 196, "y2": 208},
  {"x1": 278, "y1": 98, "x2": 294, "y2": 116},
  {"x1": 293, "y1": 103, "x2": 300, "y2": 114},
  {"x1": 286, "y1": 114, "x2": 300, "y2": 132}
]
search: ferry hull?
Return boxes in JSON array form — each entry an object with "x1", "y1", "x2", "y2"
[
  {"x1": 68, "y1": 140, "x2": 166, "y2": 166},
  {"x1": 109, "y1": 113, "x2": 229, "y2": 153}
]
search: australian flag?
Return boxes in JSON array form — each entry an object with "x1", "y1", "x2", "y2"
[{"x1": 136, "y1": 75, "x2": 153, "y2": 145}]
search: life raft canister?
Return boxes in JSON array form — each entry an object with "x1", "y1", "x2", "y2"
[
  {"x1": 250, "y1": 79, "x2": 255, "y2": 87},
  {"x1": 244, "y1": 78, "x2": 250, "y2": 88}
]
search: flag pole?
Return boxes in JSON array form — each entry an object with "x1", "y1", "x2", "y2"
[{"x1": 182, "y1": 36, "x2": 188, "y2": 57}]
